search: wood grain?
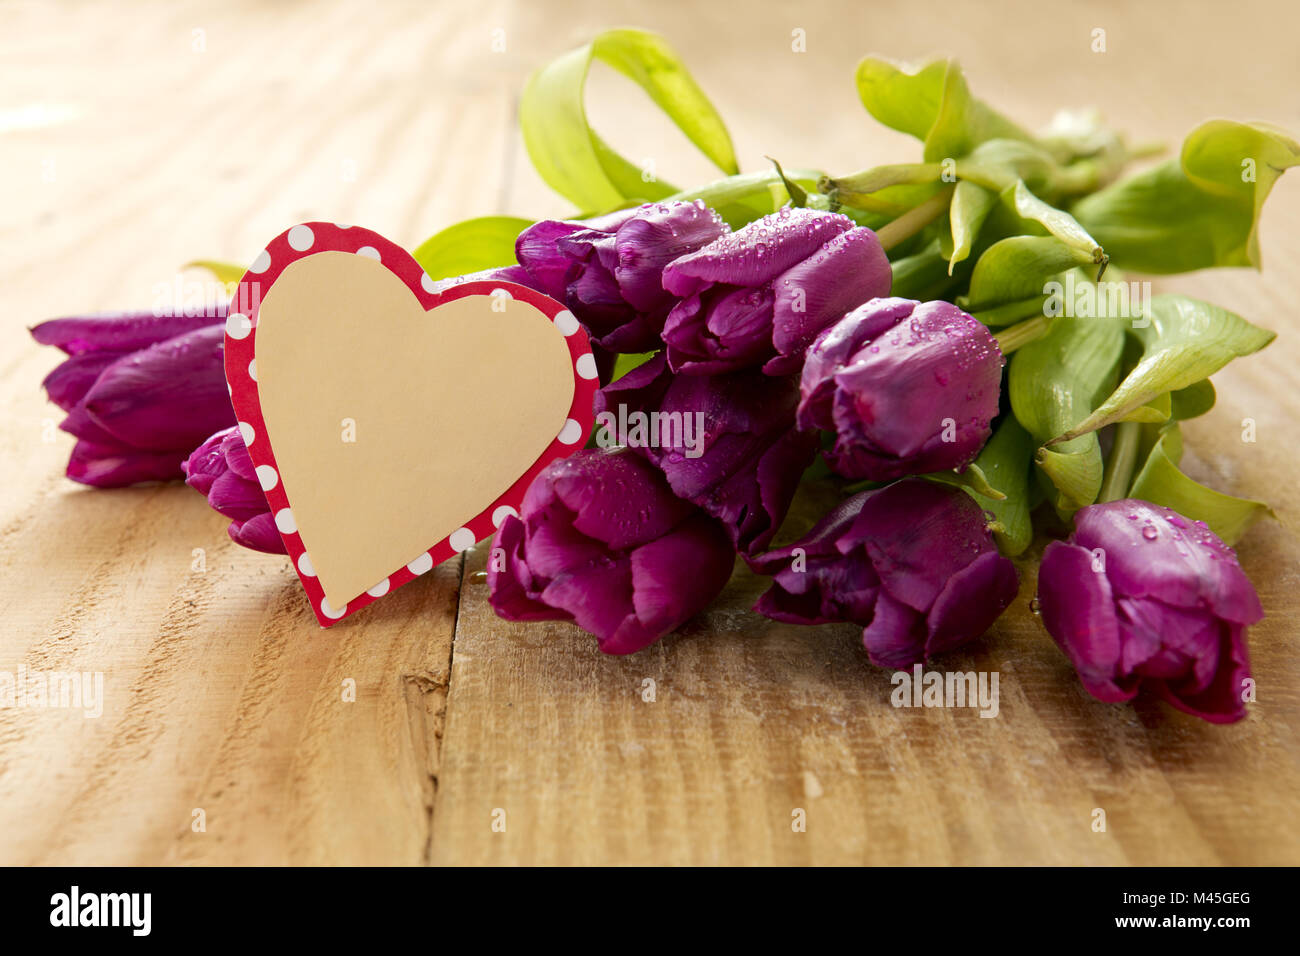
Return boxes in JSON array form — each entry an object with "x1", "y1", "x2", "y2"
[{"x1": 2, "y1": 0, "x2": 1298, "y2": 865}]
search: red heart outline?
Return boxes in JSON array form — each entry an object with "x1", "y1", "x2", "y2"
[{"x1": 224, "y1": 222, "x2": 596, "y2": 626}]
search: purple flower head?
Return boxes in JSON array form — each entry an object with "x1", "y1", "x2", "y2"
[
  {"x1": 594, "y1": 353, "x2": 818, "y2": 555},
  {"x1": 515, "y1": 200, "x2": 728, "y2": 353},
  {"x1": 183, "y1": 426, "x2": 286, "y2": 554},
  {"x1": 1037, "y1": 500, "x2": 1261, "y2": 724},
  {"x1": 798, "y1": 298, "x2": 1003, "y2": 481},
  {"x1": 32, "y1": 309, "x2": 235, "y2": 487},
  {"x1": 660, "y1": 207, "x2": 891, "y2": 376},
  {"x1": 488, "y1": 449, "x2": 735, "y2": 655},
  {"x1": 752, "y1": 479, "x2": 1019, "y2": 668}
]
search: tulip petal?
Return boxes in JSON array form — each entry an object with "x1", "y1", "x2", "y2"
[
  {"x1": 30, "y1": 309, "x2": 223, "y2": 356},
  {"x1": 1037, "y1": 540, "x2": 1137, "y2": 703},
  {"x1": 228, "y1": 511, "x2": 289, "y2": 555},
  {"x1": 629, "y1": 512, "x2": 734, "y2": 637},
  {"x1": 1156, "y1": 622, "x2": 1251, "y2": 723},
  {"x1": 207, "y1": 470, "x2": 272, "y2": 522},
  {"x1": 765, "y1": 227, "x2": 891, "y2": 375},
  {"x1": 66, "y1": 439, "x2": 187, "y2": 487},
  {"x1": 925, "y1": 549, "x2": 1019, "y2": 657},
  {"x1": 540, "y1": 556, "x2": 636, "y2": 643},
  {"x1": 81, "y1": 326, "x2": 234, "y2": 451},
  {"x1": 488, "y1": 516, "x2": 567, "y2": 622},
  {"x1": 40, "y1": 350, "x2": 122, "y2": 412},
  {"x1": 1073, "y1": 502, "x2": 1263, "y2": 625},
  {"x1": 853, "y1": 480, "x2": 995, "y2": 613},
  {"x1": 862, "y1": 590, "x2": 927, "y2": 668},
  {"x1": 662, "y1": 208, "x2": 852, "y2": 297}
]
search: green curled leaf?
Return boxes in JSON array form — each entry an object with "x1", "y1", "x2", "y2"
[
  {"x1": 855, "y1": 57, "x2": 1034, "y2": 163},
  {"x1": 1072, "y1": 120, "x2": 1300, "y2": 273},
  {"x1": 966, "y1": 417, "x2": 1035, "y2": 556},
  {"x1": 1053, "y1": 295, "x2": 1274, "y2": 442},
  {"x1": 961, "y1": 236, "x2": 1097, "y2": 312},
  {"x1": 1129, "y1": 425, "x2": 1273, "y2": 544},
  {"x1": 1170, "y1": 379, "x2": 1216, "y2": 421},
  {"x1": 412, "y1": 216, "x2": 533, "y2": 279},
  {"x1": 521, "y1": 29, "x2": 738, "y2": 211},
  {"x1": 944, "y1": 180, "x2": 996, "y2": 272},
  {"x1": 927, "y1": 462, "x2": 1004, "y2": 501},
  {"x1": 1006, "y1": 181, "x2": 1105, "y2": 266},
  {"x1": 1009, "y1": 315, "x2": 1125, "y2": 516}
]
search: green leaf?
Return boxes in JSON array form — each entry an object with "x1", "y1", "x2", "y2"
[
  {"x1": 411, "y1": 216, "x2": 533, "y2": 280},
  {"x1": 1006, "y1": 181, "x2": 1105, "y2": 266},
  {"x1": 927, "y1": 462, "x2": 1004, "y2": 501},
  {"x1": 610, "y1": 351, "x2": 655, "y2": 380},
  {"x1": 855, "y1": 57, "x2": 1035, "y2": 163},
  {"x1": 184, "y1": 260, "x2": 247, "y2": 286},
  {"x1": 766, "y1": 157, "x2": 808, "y2": 207},
  {"x1": 965, "y1": 417, "x2": 1035, "y2": 556},
  {"x1": 1053, "y1": 295, "x2": 1275, "y2": 442},
  {"x1": 822, "y1": 162, "x2": 943, "y2": 209},
  {"x1": 961, "y1": 235, "x2": 1097, "y2": 312},
  {"x1": 521, "y1": 29, "x2": 738, "y2": 211},
  {"x1": 956, "y1": 139, "x2": 1060, "y2": 196},
  {"x1": 1129, "y1": 425, "x2": 1273, "y2": 544},
  {"x1": 1009, "y1": 315, "x2": 1125, "y2": 515},
  {"x1": 889, "y1": 239, "x2": 962, "y2": 300},
  {"x1": 1072, "y1": 120, "x2": 1300, "y2": 273},
  {"x1": 944, "y1": 180, "x2": 996, "y2": 271},
  {"x1": 1171, "y1": 379, "x2": 1216, "y2": 421}
]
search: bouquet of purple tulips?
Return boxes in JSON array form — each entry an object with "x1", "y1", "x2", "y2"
[{"x1": 33, "y1": 30, "x2": 1295, "y2": 724}]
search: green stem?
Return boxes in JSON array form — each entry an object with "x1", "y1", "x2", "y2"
[
  {"x1": 992, "y1": 315, "x2": 1050, "y2": 354},
  {"x1": 1098, "y1": 421, "x2": 1142, "y2": 503},
  {"x1": 874, "y1": 184, "x2": 956, "y2": 252},
  {"x1": 667, "y1": 168, "x2": 821, "y2": 208},
  {"x1": 973, "y1": 295, "x2": 1052, "y2": 329}
]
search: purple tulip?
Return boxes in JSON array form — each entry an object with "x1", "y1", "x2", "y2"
[
  {"x1": 1037, "y1": 500, "x2": 1261, "y2": 724},
  {"x1": 798, "y1": 298, "x2": 1003, "y2": 481},
  {"x1": 423, "y1": 263, "x2": 543, "y2": 293},
  {"x1": 515, "y1": 200, "x2": 728, "y2": 353},
  {"x1": 32, "y1": 309, "x2": 235, "y2": 487},
  {"x1": 594, "y1": 353, "x2": 818, "y2": 555},
  {"x1": 488, "y1": 449, "x2": 735, "y2": 655},
  {"x1": 660, "y1": 207, "x2": 891, "y2": 376},
  {"x1": 751, "y1": 479, "x2": 1019, "y2": 668},
  {"x1": 182, "y1": 426, "x2": 286, "y2": 554}
]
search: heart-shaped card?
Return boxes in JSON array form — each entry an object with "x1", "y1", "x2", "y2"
[{"x1": 224, "y1": 222, "x2": 596, "y2": 626}]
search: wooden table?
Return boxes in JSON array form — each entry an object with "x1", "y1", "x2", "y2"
[{"x1": 3, "y1": 0, "x2": 1298, "y2": 865}]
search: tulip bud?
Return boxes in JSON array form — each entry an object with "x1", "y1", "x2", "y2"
[
  {"x1": 515, "y1": 200, "x2": 728, "y2": 353},
  {"x1": 488, "y1": 449, "x2": 735, "y2": 654},
  {"x1": 1037, "y1": 500, "x2": 1261, "y2": 723},
  {"x1": 798, "y1": 297, "x2": 1003, "y2": 481},
  {"x1": 32, "y1": 310, "x2": 234, "y2": 487},
  {"x1": 751, "y1": 479, "x2": 1019, "y2": 668},
  {"x1": 183, "y1": 426, "x2": 286, "y2": 554},
  {"x1": 661, "y1": 207, "x2": 891, "y2": 376}
]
